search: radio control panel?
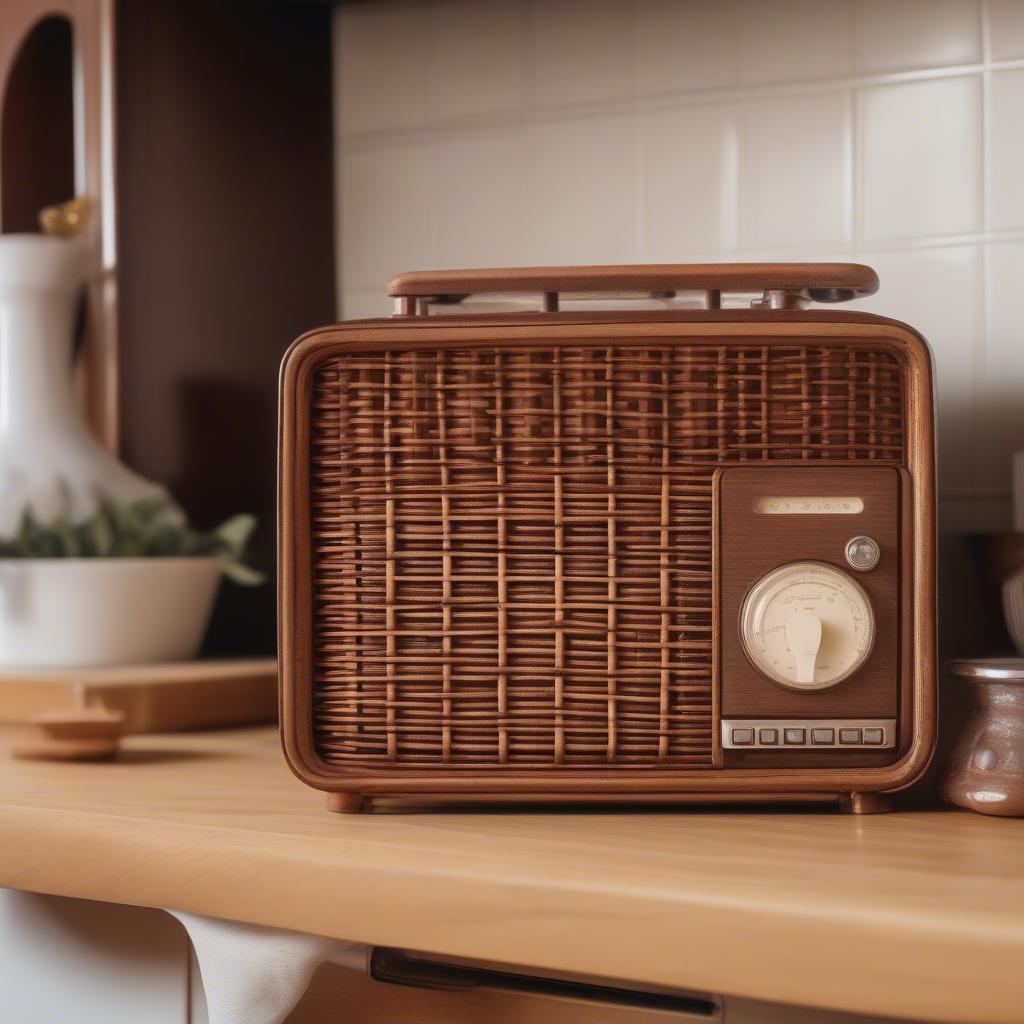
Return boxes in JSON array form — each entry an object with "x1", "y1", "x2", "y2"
[
  {"x1": 721, "y1": 719, "x2": 896, "y2": 750},
  {"x1": 715, "y1": 465, "x2": 906, "y2": 762}
]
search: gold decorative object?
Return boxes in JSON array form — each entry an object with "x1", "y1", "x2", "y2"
[{"x1": 38, "y1": 195, "x2": 94, "y2": 238}]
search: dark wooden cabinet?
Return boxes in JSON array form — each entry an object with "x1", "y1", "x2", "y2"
[{"x1": 116, "y1": 1, "x2": 336, "y2": 654}]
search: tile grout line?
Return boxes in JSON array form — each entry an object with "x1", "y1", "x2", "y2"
[
  {"x1": 338, "y1": 57, "x2": 1024, "y2": 152},
  {"x1": 851, "y1": 85, "x2": 863, "y2": 245}
]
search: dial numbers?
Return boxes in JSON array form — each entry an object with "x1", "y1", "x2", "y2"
[{"x1": 739, "y1": 561, "x2": 875, "y2": 691}]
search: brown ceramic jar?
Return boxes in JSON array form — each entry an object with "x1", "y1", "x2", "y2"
[{"x1": 939, "y1": 659, "x2": 1024, "y2": 817}]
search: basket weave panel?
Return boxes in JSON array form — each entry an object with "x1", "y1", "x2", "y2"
[{"x1": 309, "y1": 342, "x2": 904, "y2": 769}]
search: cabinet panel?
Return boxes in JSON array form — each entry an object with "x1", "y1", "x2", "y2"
[{"x1": 0, "y1": 890, "x2": 188, "y2": 1024}]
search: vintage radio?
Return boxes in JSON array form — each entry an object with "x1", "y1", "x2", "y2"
[{"x1": 279, "y1": 264, "x2": 936, "y2": 814}]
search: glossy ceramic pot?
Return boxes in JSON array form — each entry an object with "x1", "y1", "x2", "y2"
[{"x1": 939, "y1": 659, "x2": 1024, "y2": 817}]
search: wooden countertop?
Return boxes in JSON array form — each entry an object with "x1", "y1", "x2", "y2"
[{"x1": 0, "y1": 726, "x2": 1021, "y2": 1023}]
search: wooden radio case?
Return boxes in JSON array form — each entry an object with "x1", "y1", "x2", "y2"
[{"x1": 279, "y1": 264, "x2": 936, "y2": 814}]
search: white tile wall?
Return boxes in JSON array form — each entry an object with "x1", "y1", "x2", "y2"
[
  {"x1": 532, "y1": 0, "x2": 634, "y2": 105},
  {"x1": 334, "y1": 3, "x2": 426, "y2": 136},
  {"x1": 634, "y1": 0, "x2": 740, "y2": 95},
  {"x1": 425, "y1": 0, "x2": 527, "y2": 119},
  {"x1": 988, "y1": 68, "x2": 1024, "y2": 230},
  {"x1": 847, "y1": 245, "x2": 983, "y2": 496},
  {"x1": 738, "y1": 0, "x2": 855, "y2": 84},
  {"x1": 981, "y1": 242, "x2": 1024, "y2": 492},
  {"x1": 860, "y1": 76, "x2": 983, "y2": 241},
  {"x1": 527, "y1": 115, "x2": 638, "y2": 264},
  {"x1": 434, "y1": 129, "x2": 528, "y2": 268},
  {"x1": 335, "y1": 0, "x2": 1024, "y2": 524},
  {"x1": 986, "y1": 0, "x2": 1024, "y2": 60},
  {"x1": 640, "y1": 104, "x2": 739, "y2": 257},
  {"x1": 338, "y1": 144, "x2": 432, "y2": 293},
  {"x1": 741, "y1": 91, "x2": 853, "y2": 250},
  {"x1": 854, "y1": 0, "x2": 981, "y2": 73}
]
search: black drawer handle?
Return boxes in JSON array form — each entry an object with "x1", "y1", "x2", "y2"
[{"x1": 369, "y1": 948, "x2": 720, "y2": 1019}]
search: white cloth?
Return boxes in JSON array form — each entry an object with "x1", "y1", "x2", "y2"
[{"x1": 169, "y1": 909, "x2": 364, "y2": 1024}]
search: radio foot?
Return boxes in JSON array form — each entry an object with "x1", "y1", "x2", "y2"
[
  {"x1": 839, "y1": 792, "x2": 891, "y2": 815},
  {"x1": 327, "y1": 792, "x2": 366, "y2": 814}
]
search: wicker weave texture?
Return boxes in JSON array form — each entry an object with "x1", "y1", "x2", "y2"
[{"x1": 309, "y1": 342, "x2": 904, "y2": 770}]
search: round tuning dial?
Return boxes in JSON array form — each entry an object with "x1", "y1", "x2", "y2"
[{"x1": 739, "y1": 561, "x2": 875, "y2": 692}]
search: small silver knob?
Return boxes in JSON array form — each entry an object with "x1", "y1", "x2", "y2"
[{"x1": 845, "y1": 535, "x2": 880, "y2": 572}]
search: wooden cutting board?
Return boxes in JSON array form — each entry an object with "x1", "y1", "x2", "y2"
[{"x1": 0, "y1": 659, "x2": 277, "y2": 734}]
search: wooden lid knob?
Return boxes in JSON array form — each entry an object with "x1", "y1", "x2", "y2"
[{"x1": 12, "y1": 708, "x2": 125, "y2": 762}]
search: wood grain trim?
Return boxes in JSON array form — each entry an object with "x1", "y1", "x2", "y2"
[
  {"x1": 387, "y1": 263, "x2": 879, "y2": 300},
  {"x1": 279, "y1": 313, "x2": 935, "y2": 800}
]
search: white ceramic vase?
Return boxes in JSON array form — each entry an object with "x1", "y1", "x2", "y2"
[
  {"x1": 0, "y1": 234, "x2": 219, "y2": 668},
  {"x1": 0, "y1": 234, "x2": 165, "y2": 527}
]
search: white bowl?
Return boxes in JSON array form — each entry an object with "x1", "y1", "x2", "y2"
[{"x1": 0, "y1": 557, "x2": 221, "y2": 668}]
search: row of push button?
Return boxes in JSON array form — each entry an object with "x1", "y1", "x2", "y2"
[{"x1": 727, "y1": 723, "x2": 889, "y2": 748}]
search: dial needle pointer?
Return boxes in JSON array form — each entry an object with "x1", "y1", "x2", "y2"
[{"x1": 786, "y1": 610, "x2": 823, "y2": 684}]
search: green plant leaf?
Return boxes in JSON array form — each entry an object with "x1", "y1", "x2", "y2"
[
  {"x1": 219, "y1": 558, "x2": 266, "y2": 586},
  {"x1": 214, "y1": 514, "x2": 257, "y2": 557},
  {"x1": 53, "y1": 514, "x2": 80, "y2": 557},
  {"x1": 0, "y1": 494, "x2": 264, "y2": 586}
]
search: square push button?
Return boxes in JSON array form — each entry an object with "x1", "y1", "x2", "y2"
[
  {"x1": 784, "y1": 727, "x2": 806, "y2": 745},
  {"x1": 758, "y1": 728, "x2": 779, "y2": 745},
  {"x1": 811, "y1": 728, "x2": 835, "y2": 745},
  {"x1": 731, "y1": 727, "x2": 754, "y2": 745},
  {"x1": 863, "y1": 728, "x2": 885, "y2": 745},
  {"x1": 839, "y1": 728, "x2": 862, "y2": 745}
]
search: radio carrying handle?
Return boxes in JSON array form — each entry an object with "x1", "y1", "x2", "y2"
[{"x1": 387, "y1": 262, "x2": 879, "y2": 316}]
